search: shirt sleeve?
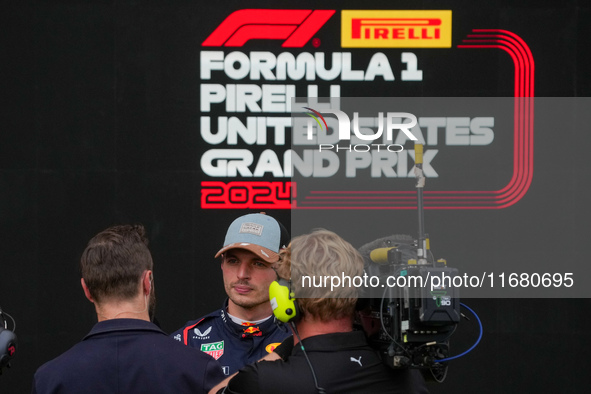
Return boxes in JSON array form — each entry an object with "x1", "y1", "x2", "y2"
[
  {"x1": 222, "y1": 363, "x2": 261, "y2": 394},
  {"x1": 272, "y1": 335, "x2": 294, "y2": 361},
  {"x1": 203, "y1": 357, "x2": 227, "y2": 393}
]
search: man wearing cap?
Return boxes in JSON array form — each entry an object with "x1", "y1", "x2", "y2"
[{"x1": 171, "y1": 213, "x2": 291, "y2": 376}]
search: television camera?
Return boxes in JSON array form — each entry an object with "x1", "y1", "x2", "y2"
[{"x1": 356, "y1": 144, "x2": 479, "y2": 383}]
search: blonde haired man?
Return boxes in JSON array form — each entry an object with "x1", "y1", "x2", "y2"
[{"x1": 217, "y1": 229, "x2": 429, "y2": 394}]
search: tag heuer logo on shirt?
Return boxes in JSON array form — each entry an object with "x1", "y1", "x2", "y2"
[
  {"x1": 201, "y1": 341, "x2": 224, "y2": 360},
  {"x1": 194, "y1": 326, "x2": 212, "y2": 338}
]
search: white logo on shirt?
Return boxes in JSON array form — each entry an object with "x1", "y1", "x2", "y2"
[
  {"x1": 173, "y1": 334, "x2": 181, "y2": 342},
  {"x1": 194, "y1": 326, "x2": 212, "y2": 338},
  {"x1": 350, "y1": 356, "x2": 362, "y2": 367}
]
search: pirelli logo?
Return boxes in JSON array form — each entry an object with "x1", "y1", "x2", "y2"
[{"x1": 342, "y1": 10, "x2": 452, "y2": 48}]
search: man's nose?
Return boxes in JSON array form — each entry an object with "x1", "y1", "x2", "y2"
[{"x1": 236, "y1": 261, "x2": 251, "y2": 279}]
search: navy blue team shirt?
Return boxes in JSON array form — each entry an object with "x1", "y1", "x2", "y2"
[{"x1": 171, "y1": 301, "x2": 291, "y2": 376}]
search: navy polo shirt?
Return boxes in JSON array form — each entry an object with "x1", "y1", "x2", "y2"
[{"x1": 33, "y1": 319, "x2": 224, "y2": 394}]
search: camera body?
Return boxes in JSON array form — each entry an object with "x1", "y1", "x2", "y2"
[{"x1": 358, "y1": 235, "x2": 460, "y2": 381}]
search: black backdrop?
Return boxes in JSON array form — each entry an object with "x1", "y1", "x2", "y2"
[{"x1": 1, "y1": 1, "x2": 590, "y2": 393}]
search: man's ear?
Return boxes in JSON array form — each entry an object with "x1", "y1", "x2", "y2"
[
  {"x1": 143, "y1": 270, "x2": 153, "y2": 295},
  {"x1": 81, "y1": 278, "x2": 94, "y2": 303}
]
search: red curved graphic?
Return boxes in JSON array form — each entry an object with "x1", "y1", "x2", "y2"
[{"x1": 295, "y1": 29, "x2": 535, "y2": 210}]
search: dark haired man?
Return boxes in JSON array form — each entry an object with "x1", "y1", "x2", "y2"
[
  {"x1": 32, "y1": 224, "x2": 224, "y2": 394},
  {"x1": 171, "y1": 213, "x2": 291, "y2": 376}
]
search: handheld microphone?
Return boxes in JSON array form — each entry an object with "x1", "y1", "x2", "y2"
[{"x1": 0, "y1": 306, "x2": 17, "y2": 375}]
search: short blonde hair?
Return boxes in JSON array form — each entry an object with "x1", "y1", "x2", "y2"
[{"x1": 276, "y1": 229, "x2": 363, "y2": 322}]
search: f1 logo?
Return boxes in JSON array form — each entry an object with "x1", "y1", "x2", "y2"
[{"x1": 203, "y1": 9, "x2": 335, "y2": 47}]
